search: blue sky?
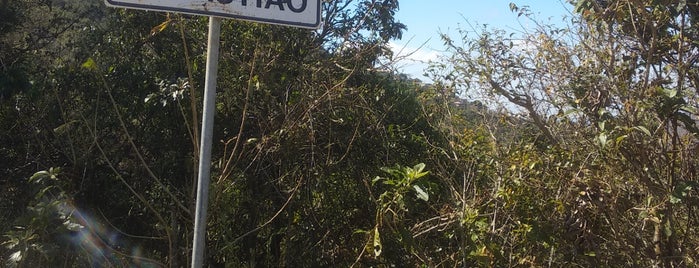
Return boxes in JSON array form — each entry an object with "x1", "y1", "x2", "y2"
[{"x1": 389, "y1": 0, "x2": 574, "y2": 80}]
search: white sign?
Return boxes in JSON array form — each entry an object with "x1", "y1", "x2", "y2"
[{"x1": 105, "y1": 0, "x2": 321, "y2": 29}]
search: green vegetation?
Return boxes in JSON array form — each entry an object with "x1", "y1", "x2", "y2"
[{"x1": 1, "y1": 0, "x2": 698, "y2": 267}]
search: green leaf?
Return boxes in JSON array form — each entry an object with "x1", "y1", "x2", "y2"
[
  {"x1": 677, "y1": 0, "x2": 687, "y2": 13},
  {"x1": 597, "y1": 133, "x2": 608, "y2": 148},
  {"x1": 413, "y1": 185, "x2": 429, "y2": 201},
  {"x1": 81, "y1": 58, "x2": 97, "y2": 70},
  {"x1": 662, "y1": 88, "x2": 678, "y2": 98},
  {"x1": 562, "y1": 108, "x2": 581, "y2": 117},
  {"x1": 634, "y1": 126, "x2": 651, "y2": 136},
  {"x1": 49, "y1": 167, "x2": 60, "y2": 180},
  {"x1": 352, "y1": 229, "x2": 369, "y2": 235},
  {"x1": 615, "y1": 134, "x2": 628, "y2": 145},
  {"x1": 8, "y1": 251, "x2": 22, "y2": 263},
  {"x1": 639, "y1": 210, "x2": 649, "y2": 219},
  {"x1": 373, "y1": 227, "x2": 382, "y2": 257},
  {"x1": 676, "y1": 112, "x2": 699, "y2": 134},
  {"x1": 413, "y1": 163, "x2": 426, "y2": 173},
  {"x1": 2, "y1": 237, "x2": 19, "y2": 249},
  {"x1": 63, "y1": 221, "x2": 84, "y2": 232},
  {"x1": 30, "y1": 171, "x2": 50, "y2": 183},
  {"x1": 36, "y1": 185, "x2": 57, "y2": 199},
  {"x1": 509, "y1": 3, "x2": 518, "y2": 12},
  {"x1": 669, "y1": 195, "x2": 682, "y2": 204},
  {"x1": 670, "y1": 182, "x2": 697, "y2": 204},
  {"x1": 150, "y1": 18, "x2": 171, "y2": 35},
  {"x1": 664, "y1": 222, "x2": 673, "y2": 237},
  {"x1": 408, "y1": 163, "x2": 429, "y2": 182},
  {"x1": 680, "y1": 104, "x2": 697, "y2": 114},
  {"x1": 53, "y1": 120, "x2": 79, "y2": 135}
]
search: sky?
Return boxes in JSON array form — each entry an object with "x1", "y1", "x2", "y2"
[{"x1": 389, "y1": 0, "x2": 574, "y2": 81}]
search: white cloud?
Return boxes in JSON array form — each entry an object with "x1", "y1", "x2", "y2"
[
  {"x1": 386, "y1": 41, "x2": 442, "y2": 81},
  {"x1": 388, "y1": 41, "x2": 440, "y2": 64}
]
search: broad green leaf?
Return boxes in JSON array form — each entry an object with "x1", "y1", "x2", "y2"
[
  {"x1": 680, "y1": 104, "x2": 697, "y2": 114},
  {"x1": 663, "y1": 88, "x2": 678, "y2": 98},
  {"x1": 670, "y1": 182, "x2": 697, "y2": 204},
  {"x1": 413, "y1": 163, "x2": 426, "y2": 173},
  {"x1": 63, "y1": 221, "x2": 84, "y2": 232},
  {"x1": 639, "y1": 210, "x2": 649, "y2": 219},
  {"x1": 656, "y1": 87, "x2": 677, "y2": 99},
  {"x1": 380, "y1": 166, "x2": 400, "y2": 178},
  {"x1": 413, "y1": 185, "x2": 429, "y2": 201},
  {"x1": 409, "y1": 163, "x2": 429, "y2": 181},
  {"x1": 676, "y1": 112, "x2": 699, "y2": 134},
  {"x1": 9, "y1": 251, "x2": 22, "y2": 263},
  {"x1": 81, "y1": 58, "x2": 97, "y2": 70},
  {"x1": 669, "y1": 195, "x2": 682, "y2": 204},
  {"x1": 677, "y1": 0, "x2": 687, "y2": 12},
  {"x1": 597, "y1": 133, "x2": 608, "y2": 148}
]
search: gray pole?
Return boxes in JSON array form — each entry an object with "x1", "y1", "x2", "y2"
[{"x1": 191, "y1": 16, "x2": 222, "y2": 268}]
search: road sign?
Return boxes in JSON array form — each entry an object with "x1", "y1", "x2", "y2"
[{"x1": 105, "y1": 0, "x2": 321, "y2": 28}]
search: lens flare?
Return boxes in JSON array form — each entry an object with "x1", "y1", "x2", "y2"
[{"x1": 56, "y1": 200, "x2": 161, "y2": 267}]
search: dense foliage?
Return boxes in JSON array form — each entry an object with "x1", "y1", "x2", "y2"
[{"x1": 1, "y1": 0, "x2": 698, "y2": 267}]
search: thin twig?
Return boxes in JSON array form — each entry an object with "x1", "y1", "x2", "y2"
[
  {"x1": 219, "y1": 45, "x2": 259, "y2": 183},
  {"x1": 80, "y1": 113, "x2": 173, "y2": 266},
  {"x1": 97, "y1": 69, "x2": 192, "y2": 217},
  {"x1": 223, "y1": 174, "x2": 304, "y2": 247}
]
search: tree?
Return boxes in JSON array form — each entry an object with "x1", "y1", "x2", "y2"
[
  {"x1": 2, "y1": 0, "x2": 427, "y2": 266},
  {"x1": 431, "y1": 2, "x2": 699, "y2": 266}
]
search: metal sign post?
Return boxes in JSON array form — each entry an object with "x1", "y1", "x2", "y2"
[
  {"x1": 104, "y1": 1, "x2": 320, "y2": 267},
  {"x1": 191, "y1": 16, "x2": 221, "y2": 268}
]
